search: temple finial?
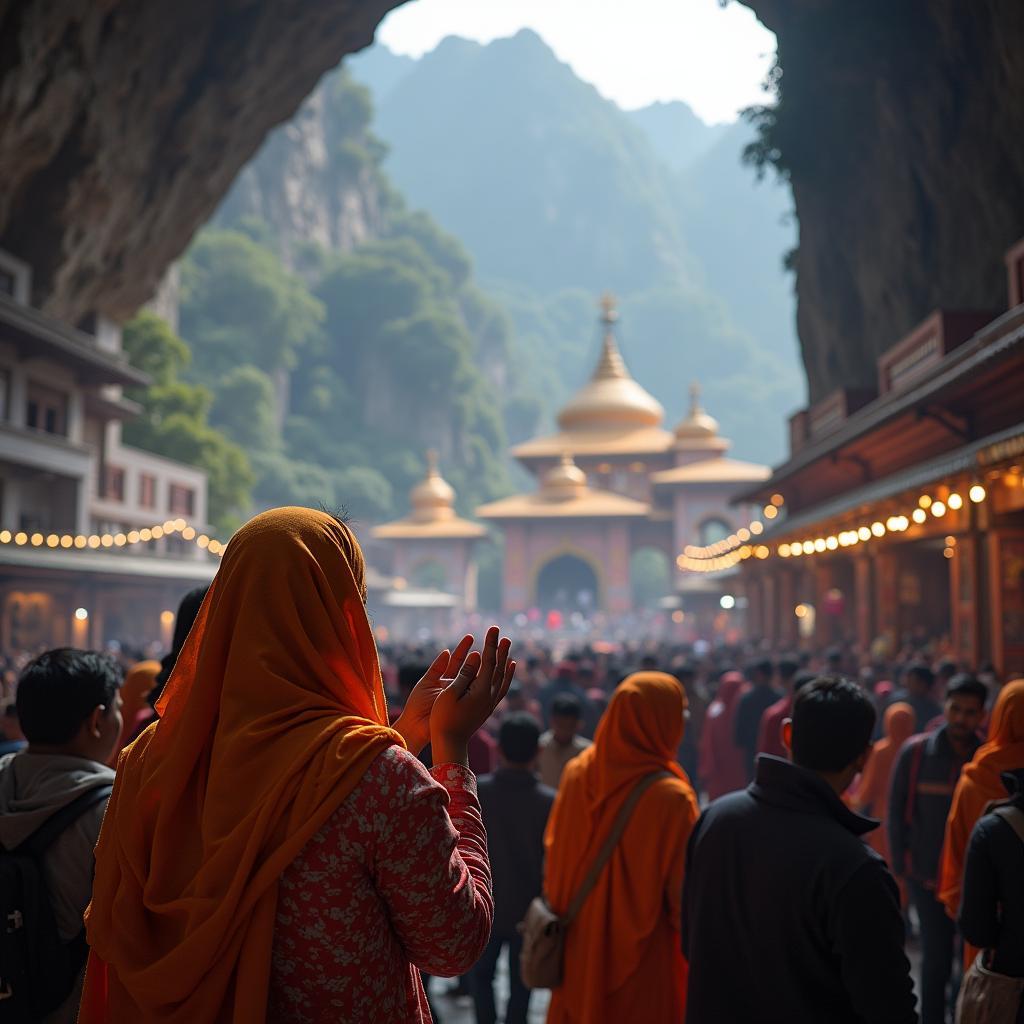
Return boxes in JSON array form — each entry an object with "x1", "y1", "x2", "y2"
[
  {"x1": 425, "y1": 449, "x2": 439, "y2": 475},
  {"x1": 689, "y1": 381, "x2": 702, "y2": 415},
  {"x1": 599, "y1": 291, "x2": 618, "y2": 325}
]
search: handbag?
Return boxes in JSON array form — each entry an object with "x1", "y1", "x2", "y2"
[
  {"x1": 954, "y1": 805, "x2": 1024, "y2": 1024},
  {"x1": 517, "y1": 770, "x2": 669, "y2": 991}
]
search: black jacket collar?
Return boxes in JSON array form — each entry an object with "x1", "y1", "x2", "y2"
[{"x1": 750, "y1": 755, "x2": 879, "y2": 837}]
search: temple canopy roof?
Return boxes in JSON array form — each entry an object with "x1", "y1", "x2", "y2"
[
  {"x1": 650, "y1": 456, "x2": 771, "y2": 487},
  {"x1": 372, "y1": 451, "x2": 488, "y2": 540},
  {"x1": 476, "y1": 454, "x2": 650, "y2": 521}
]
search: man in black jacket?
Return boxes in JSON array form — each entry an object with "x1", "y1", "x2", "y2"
[
  {"x1": 471, "y1": 713, "x2": 555, "y2": 1024},
  {"x1": 683, "y1": 677, "x2": 917, "y2": 1024}
]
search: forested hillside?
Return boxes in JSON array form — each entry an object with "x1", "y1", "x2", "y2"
[
  {"x1": 352, "y1": 30, "x2": 803, "y2": 463},
  {"x1": 127, "y1": 71, "x2": 515, "y2": 531}
]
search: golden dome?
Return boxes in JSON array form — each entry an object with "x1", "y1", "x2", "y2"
[
  {"x1": 674, "y1": 382, "x2": 723, "y2": 443},
  {"x1": 556, "y1": 295, "x2": 664, "y2": 433},
  {"x1": 540, "y1": 453, "x2": 588, "y2": 502},
  {"x1": 410, "y1": 450, "x2": 456, "y2": 521}
]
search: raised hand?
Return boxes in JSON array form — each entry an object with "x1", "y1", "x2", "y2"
[
  {"x1": 393, "y1": 634, "x2": 474, "y2": 756},
  {"x1": 430, "y1": 626, "x2": 516, "y2": 768}
]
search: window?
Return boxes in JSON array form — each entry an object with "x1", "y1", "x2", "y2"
[
  {"x1": 104, "y1": 465, "x2": 125, "y2": 502},
  {"x1": 138, "y1": 473, "x2": 157, "y2": 509},
  {"x1": 169, "y1": 484, "x2": 195, "y2": 517},
  {"x1": 699, "y1": 517, "x2": 732, "y2": 547},
  {"x1": 0, "y1": 268, "x2": 14, "y2": 297},
  {"x1": 26, "y1": 383, "x2": 68, "y2": 437}
]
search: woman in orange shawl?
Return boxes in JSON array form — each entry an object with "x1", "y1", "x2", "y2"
[
  {"x1": 939, "y1": 678, "x2": 1024, "y2": 960},
  {"x1": 543, "y1": 672, "x2": 700, "y2": 1024},
  {"x1": 850, "y1": 701, "x2": 915, "y2": 861},
  {"x1": 79, "y1": 507, "x2": 514, "y2": 1023}
]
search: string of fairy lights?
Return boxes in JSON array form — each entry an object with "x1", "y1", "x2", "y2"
[
  {"x1": 676, "y1": 481, "x2": 990, "y2": 574},
  {"x1": 676, "y1": 494, "x2": 785, "y2": 573},
  {"x1": 0, "y1": 518, "x2": 226, "y2": 557}
]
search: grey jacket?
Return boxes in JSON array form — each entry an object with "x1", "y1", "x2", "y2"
[{"x1": 0, "y1": 751, "x2": 114, "y2": 1024}]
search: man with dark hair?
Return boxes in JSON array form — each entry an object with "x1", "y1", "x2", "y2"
[
  {"x1": 683, "y1": 677, "x2": 917, "y2": 1023},
  {"x1": 894, "y1": 661, "x2": 942, "y2": 732},
  {"x1": 889, "y1": 673, "x2": 986, "y2": 1024},
  {"x1": 472, "y1": 713, "x2": 554, "y2": 1024},
  {"x1": 733, "y1": 657, "x2": 779, "y2": 781},
  {"x1": 756, "y1": 664, "x2": 813, "y2": 759},
  {"x1": 0, "y1": 649, "x2": 122, "y2": 1023},
  {"x1": 537, "y1": 693, "x2": 591, "y2": 789}
]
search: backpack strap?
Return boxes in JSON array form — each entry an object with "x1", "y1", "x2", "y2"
[
  {"x1": 993, "y1": 805, "x2": 1024, "y2": 847},
  {"x1": 563, "y1": 770, "x2": 670, "y2": 926},
  {"x1": 18, "y1": 784, "x2": 112, "y2": 859}
]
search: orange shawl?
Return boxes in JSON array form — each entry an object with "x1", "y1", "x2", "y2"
[
  {"x1": 939, "y1": 678, "x2": 1024, "y2": 923},
  {"x1": 79, "y1": 507, "x2": 404, "y2": 1022},
  {"x1": 852, "y1": 702, "x2": 914, "y2": 859},
  {"x1": 545, "y1": 672, "x2": 698, "y2": 1024},
  {"x1": 113, "y1": 659, "x2": 161, "y2": 758}
]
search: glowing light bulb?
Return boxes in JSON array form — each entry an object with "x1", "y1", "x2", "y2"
[
  {"x1": 912, "y1": 508, "x2": 927, "y2": 524},
  {"x1": 931, "y1": 501, "x2": 946, "y2": 518},
  {"x1": 871, "y1": 522, "x2": 886, "y2": 537},
  {"x1": 750, "y1": 521, "x2": 764, "y2": 535},
  {"x1": 858, "y1": 526, "x2": 872, "y2": 542},
  {"x1": 947, "y1": 493, "x2": 963, "y2": 510},
  {"x1": 969, "y1": 484, "x2": 986, "y2": 503}
]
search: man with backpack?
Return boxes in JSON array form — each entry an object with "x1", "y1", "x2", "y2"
[{"x1": 0, "y1": 649, "x2": 122, "y2": 1023}]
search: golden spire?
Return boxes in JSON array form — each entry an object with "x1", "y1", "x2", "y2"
[
  {"x1": 541, "y1": 453, "x2": 588, "y2": 501},
  {"x1": 673, "y1": 379, "x2": 725, "y2": 445},
  {"x1": 556, "y1": 293, "x2": 664, "y2": 431},
  {"x1": 689, "y1": 381, "x2": 702, "y2": 416},
  {"x1": 410, "y1": 449, "x2": 455, "y2": 521}
]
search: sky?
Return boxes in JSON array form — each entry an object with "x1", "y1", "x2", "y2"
[{"x1": 375, "y1": 0, "x2": 777, "y2": 124}]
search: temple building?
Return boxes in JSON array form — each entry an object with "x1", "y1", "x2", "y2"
[
  {"x1": 0, "y1": 249, "x2": 219, "y2": 652},
  {"x1": 476, "y1": 296, "x2": 769, "y2": 628},
  {"x1": 369, "y1": 452, "x2": 487, "y2": 635}
]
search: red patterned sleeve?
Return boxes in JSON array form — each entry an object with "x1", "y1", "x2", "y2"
[{"x1": 372, "y1": 754, "x2": 494, "y2": 978}]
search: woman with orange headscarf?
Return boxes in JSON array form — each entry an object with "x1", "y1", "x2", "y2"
[
  {"x1": 543, "y1": 672, "x2": 699, "y2": 1024},
  {"x1": 851, "y1": 701, "x2": 916, "y2": 862},
  {"x1": 112, "y1": 658, "x2": 161, "y2": 757},
  {"x1": 79, "y1": 507, "x2": 515, "y2": 1023},
  {"x1": 939, "y1": 679, "x2": 1024, "y2": 964}
]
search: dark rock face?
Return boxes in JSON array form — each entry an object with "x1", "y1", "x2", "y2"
[
  {"x1": 740, "y1": 1, "x2": 1024, "y2": 401},
  {"x1": 0, "y1": 0, "x2": 403, "y2": 322}
]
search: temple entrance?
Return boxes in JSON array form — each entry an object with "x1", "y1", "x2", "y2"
[{"x1": 535, "y1": 554, "x2": 600, "y2": 612}]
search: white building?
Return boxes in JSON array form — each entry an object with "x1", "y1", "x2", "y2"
[{"x1": 0, "y1": 250, "x2": 217, "y2": 653}]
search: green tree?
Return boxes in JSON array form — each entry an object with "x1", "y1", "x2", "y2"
[
  {"x1": 122, "y1": 312, "x2": 253, "y2": 533},
  {"x1": 210, "y1": 365, "x2": 279, "y2": 452},
  {"x1": 181, "y1": 230, "x2": 325, "y2": 376}
]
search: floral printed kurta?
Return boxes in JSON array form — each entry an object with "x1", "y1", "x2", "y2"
[{"x1": 268, "y1": 746, "x2": 493, "y2": 1023}]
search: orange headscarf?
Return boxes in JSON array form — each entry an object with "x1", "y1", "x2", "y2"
[
  {"x1": 544, "y1": 673, "x2": 698, "y2": 1023},
  {"x1": 939, "y1": 679, "x2": 1024, "y2": 923},
  {"x1": 113, "y1": 659, "x2": 161, "y2": 758},
  {"x1": 79, "y1": 507, "x2": 404, "y2": 1023},
  {"x1": 851, "y1": 702, "x2": 914, "y2": 857}
]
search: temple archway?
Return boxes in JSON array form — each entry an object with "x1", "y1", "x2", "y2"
[{"x1": 535, "y1": 554, "x2": 600, "y2": 612}]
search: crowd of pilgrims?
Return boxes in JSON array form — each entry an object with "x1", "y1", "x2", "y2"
[{"x1": 0, "y1": 507, "x2": 1021, "y2": 1023}]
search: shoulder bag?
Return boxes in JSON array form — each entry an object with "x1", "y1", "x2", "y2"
[
  {"x1": 517, "y1": 770, "x2": 669, "y2": 990},
  {"x1": 954, "y1": 805, "x2": 1024, "y2": 1024}
]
